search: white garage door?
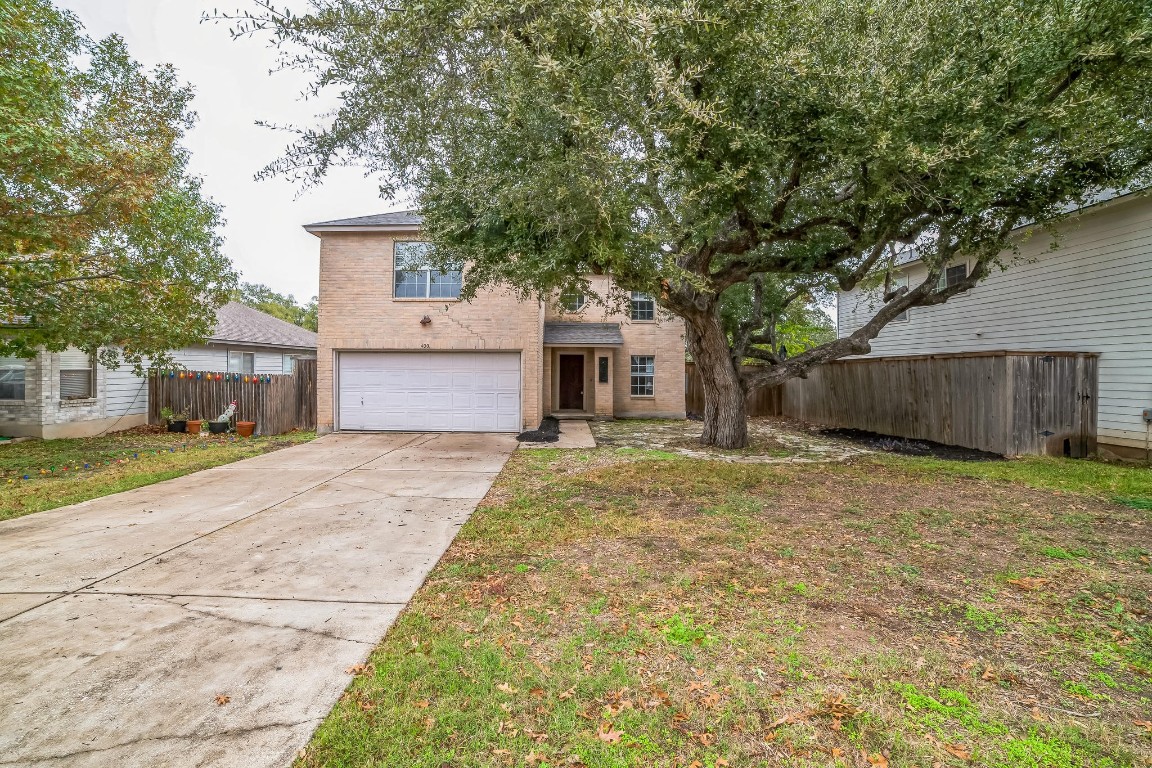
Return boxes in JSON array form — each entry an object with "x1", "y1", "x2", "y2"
[{"x1": 338, "y1": 351, "x2": 521, "y2": 432}]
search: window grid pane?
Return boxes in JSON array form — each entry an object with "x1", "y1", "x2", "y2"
[
  {"x1": 630, "y1": 292, "x2": 655, "y2": 321},
  {"x1": 394, "y1": 269, "x2": 427, "y2": 298},
  {"x1": 630, "y1": 355, "x2": 655, "y2": 396},
  {"x1": 429, "y1": 269, "x2": 462, "y2": 299}
]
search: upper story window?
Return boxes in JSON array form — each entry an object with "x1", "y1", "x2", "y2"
[
  {"x1": 0, "y1": 357, "x2": 26, "y2": 400},
  {"x1": 59, "y1": 348, "x2": 94, "y2": 400},
  {"x1": 629, "y1": 291, "x2": 655, "y2": 321},
  {"x1": 394, "y1": 241, "x2": 462, "y2": 299},
  {"x1": 937, "y1": 263, "x2": 968, "y2": 290},
  {"x1": 228, "y1": 351, "x2": 254, "y2": 374},
  {"x1": 559, "y1": 291, "x2": 586, "y2": 313}
]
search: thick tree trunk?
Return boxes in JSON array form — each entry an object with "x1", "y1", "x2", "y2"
[{"x1": 685, "y1": 309, "x2": 749, "y2": 449}]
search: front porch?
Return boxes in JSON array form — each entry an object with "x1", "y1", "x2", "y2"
[{"x1": 541, "y1": 322, "x2": 623, "y2": 420}]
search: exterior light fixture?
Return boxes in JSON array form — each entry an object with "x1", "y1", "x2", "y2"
[{"x1": 420, "y1": 315, "x2": 432, "y2": 325}]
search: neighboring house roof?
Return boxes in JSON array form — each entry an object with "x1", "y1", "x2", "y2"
[
  {"x1": 210, "y1": 302, "x2": 317, "y2": 351},
  {"x1": 543, "y1": 322, "x2": 624, "y2": 347},
  {"x1": 303, "y1": 210, "x2": 424, "y2": 233}
]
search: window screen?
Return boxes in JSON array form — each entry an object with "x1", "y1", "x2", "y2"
[
  {"x1": 630, "y1": 355, "x2": 655, "y2": 396},
  {"x1": 227, "y1": 351, "x2": 254, "y2": 374},
  {"x1": 630, "y1": 292, "x2": 655, "y2": 321},
  {"x1": 59, "y1": 348, "x2": 93, "y2": 399}
]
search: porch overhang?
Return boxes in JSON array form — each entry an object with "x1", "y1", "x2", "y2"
[{"x1": 542, "y1": 322, "x2": 624, "y2": 347}]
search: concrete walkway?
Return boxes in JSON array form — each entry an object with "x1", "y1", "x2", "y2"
[{"x1": 0, "y1": 432, "x2": 516, "y2": 767}]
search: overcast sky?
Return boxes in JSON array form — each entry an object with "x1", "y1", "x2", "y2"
[{"x1": 55, "y1": 0, "x2": 401, "y2": 302}]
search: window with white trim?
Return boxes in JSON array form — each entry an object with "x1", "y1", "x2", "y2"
[
  {"x1": 393, "y1": 241, "x2": 462, "y2": 299},
  {"x1": 227, "y1": 351, "x2": 254, "y2": 374},
  {"x1": 282, "y1": 355, "x2": 296, "y2": 374},
  {"x1": 936, "y1": 263, "x2": 968, "y2": 290},
  {"x1": 630, "y1": 355, "x2": 655, "y2": 396},
  {"x1": 0, "y1": 357, "x2": 26, "y2": 400},
  {"x1": 559, "y1": 291, "x2": 586, "y2": 312},
  {"x1": 629, "y1": 291, "x2": 655, "y2": 321},
  {"x1": 59, "y1": 348, "x2": 94, "y2": 399}
]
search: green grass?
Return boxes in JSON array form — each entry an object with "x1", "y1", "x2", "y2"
[
  {"x1": 0, "y1": 429, "x2": 315, "y2": 520},
  {"x1": 296, "y1": 444, "x2": 1152, "y2": 768},
  {"x1": 892, "y1": 453, "x2": 1152, "y2": 499}
]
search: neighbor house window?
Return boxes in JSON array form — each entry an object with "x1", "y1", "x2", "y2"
[
  {"x1": 630, "y1": 291, "x2": 655, "y2": 321},
  {"x1": 559, "y1": 291, "x2": 586, "y2": 312},
  {"x1": 59, "y1": 348, "x2": 94, "y2": 400},
  {"x1": 630, "y1": 355, "x2": 655, "y2": 397},
  {"x1": 0, "y1": 357, "x2": 26, "y2": 400},
  {"x1": 227, "y1": 351, "x2": 254, "y2": 374},
  {"x1": 393, "y1": 241, "x2": 462, "y2": 299},
  {"x1": 936, "y1": 263, "x2": 968, "y2": 290},
  {"x1": 282, "y1": 355, "x2": 296, "y2": 374}
]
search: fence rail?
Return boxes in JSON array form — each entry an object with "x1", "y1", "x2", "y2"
[
  {"x1": 684, "y1": 362, "x2": 782, "y2": 418},
  {"x1": 148, "y1": 359, "x2": 317, "y2": 436},
  {"x1": 686, "y1": 351, "x2": 1098, "y2": 457}
]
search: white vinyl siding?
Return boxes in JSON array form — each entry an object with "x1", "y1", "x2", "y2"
[
  {"x1": 837, "y1": 194, "x2": 1152, "y2": 449},
  {"x1": 105, "y1": 367, "x2": 147, "y2": 417},
  {"x1": 171, "y1": 348, "x2": 228, "y2": 371}
]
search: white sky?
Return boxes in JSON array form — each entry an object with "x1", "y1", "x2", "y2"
[{"x1": 56, "y1": 0, "x2": 402, "y2": 302}]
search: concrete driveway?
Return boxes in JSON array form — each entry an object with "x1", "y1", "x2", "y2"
[{"x1": 0, "y1": 432, "x2": 516, "y2": 767}]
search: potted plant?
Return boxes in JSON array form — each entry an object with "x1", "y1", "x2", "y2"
[
  {"x1": 206, "y1": 399, "x2": 238, "y2": 434},
  {"x1": 236, "y1": 420, "x2": 256, "y2": 438},
  {"x1": 187, "y1": 419, "x2": 203, "y2": 435},
  {"x1": 160, "y1": 407, "x2": 188, "y2": 433}
]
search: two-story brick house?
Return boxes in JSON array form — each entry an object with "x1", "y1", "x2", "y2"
[{"x1": 305, "y1": 211, "x2": 686, "y2": 433}]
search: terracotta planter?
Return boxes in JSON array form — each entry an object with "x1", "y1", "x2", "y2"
[
  {"x1": 187, "y1": 420, "x2": 202, "y2": 435},
  {"x1": 236, "y1": 421, "x2": 256, "y2": 438}
]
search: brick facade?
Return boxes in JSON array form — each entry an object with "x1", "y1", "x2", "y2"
[{"x1": 313, "y1": 227, "x2": 686, "y2": 432}]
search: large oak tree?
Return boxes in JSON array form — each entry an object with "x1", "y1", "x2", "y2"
[
  {"x1": 2, "y1": 0, "x2": 236, "y2": 372},
  {"x1": 230, "y1": 0, "x2": 1152, "y2": 447}
]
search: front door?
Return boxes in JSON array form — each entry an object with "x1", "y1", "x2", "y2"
[{"x1": 558, "y1": 354, "x2": 585, "y2": 410}]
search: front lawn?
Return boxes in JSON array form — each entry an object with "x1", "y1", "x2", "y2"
[
  {"x1": 300, "y1": 426, "x2": 1152, "y2": 767},
  {"x1": 0, "y1": 427, "x2": 315, "y2": 521}
]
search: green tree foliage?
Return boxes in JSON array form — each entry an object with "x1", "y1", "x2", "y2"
[
  {"x1": 233, "y1": 282, "x2": 318, "y2": 331},
  {"x1": 1, "y1": 0, "x2": 236, "y2": 371},
  {"x1": 227, "y1": 0, "x2": 1152, "y2": 446}
]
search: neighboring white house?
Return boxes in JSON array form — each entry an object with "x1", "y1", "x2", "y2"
[
  {"x1": 837, "y1": 189, "x2": 1152, "y2": 458},
  {"x1": 0, "y1": 302, "x2": 317, "y2": 439}
]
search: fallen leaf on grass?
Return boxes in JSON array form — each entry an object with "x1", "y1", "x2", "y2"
[
  {"x1": 865, "y1": 753, "x2": 889, "y2": 767},
  {"x1": 1007, "y1": 577, "x2": 1049, "y2": 591},
  {"x1": 558, "y1": 687, "x2": 576, "y2": 700},
  {"x1": 1135, "y1": 719, "x2": 1152, "y2": 732},
  {"x1": 345, "y1": 663, "x2": 372, "y2": 676},
  {"x1": 496, "y1": 682, "x2": 519, "y2": 694},
  {"x1": 414, "y1": 699, "x2": 430, "y2": 709},
  {"x1": 215, "y1": 694, "x2": 230, "y2": 706},
  {"x1": 945, "y1": 742, "x2": 972, "y2": 760},
  {"x1": 596, "y1": 724, "x2": 623, "y2": 743}
]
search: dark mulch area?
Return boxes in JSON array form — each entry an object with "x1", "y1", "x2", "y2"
[
  {"x1": 820, "y1": 426, "x2": 1004, "y2": 461},
  {"x1": 516, "y1": 415, "x2": 561, "y2": 443}
]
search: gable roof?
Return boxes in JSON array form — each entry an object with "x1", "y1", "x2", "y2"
[
  {"x1": 304, "y1": 210, "x2": 424, "y2": 233},
  {"x1": 210, "y1": 302, "x2": 317, "y2": 350}
]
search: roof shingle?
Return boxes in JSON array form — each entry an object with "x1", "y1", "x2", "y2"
[
  {"x1": 543, "y1": 322, "x2": 624, "y2": 346},
  {"x1": 304, "y1": 210, "x2": 423, "y2": 229},
  {"x1": 210, "y1": 302, "x2": 317, "y2": 350}
]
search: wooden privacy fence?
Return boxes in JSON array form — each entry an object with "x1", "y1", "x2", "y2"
[
  {"x1": 684, "y1": 362, "x2": 782, "y2": 417},
  {"x1": 148, "y1": 358, "x2": 317, "y2": 436},
  {"x1": 779, "y1": 351, "x2": 1098, "y2": 457}
]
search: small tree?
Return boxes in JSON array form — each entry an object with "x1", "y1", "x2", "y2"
[
  {"x1": 234, "y1": 282, "x2": 318, "y2": 331},
  {"x1": 2, "y1": 0, "x2": 236, "y2": 372},
  {"x1": 227, "y1": 0, "x2": 1152, "y2": 447}
]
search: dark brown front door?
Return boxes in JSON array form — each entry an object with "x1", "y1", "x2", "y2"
[{"x1": 558, "y1": 355, "x2": 585, "y2": 410}]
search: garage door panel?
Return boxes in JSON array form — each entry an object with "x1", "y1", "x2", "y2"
[{"x1": 339, "y1": 352, "x2": 521, "y2": 433}]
